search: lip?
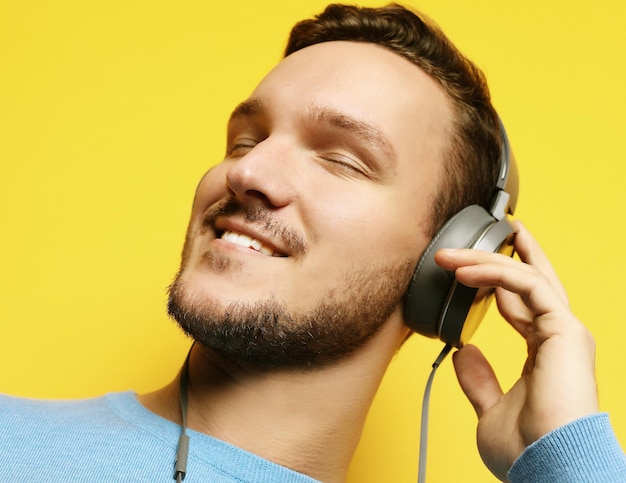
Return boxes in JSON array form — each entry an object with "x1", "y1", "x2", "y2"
[{"x1": 213, "y1": 217, "x2": 288, "y2": 257}]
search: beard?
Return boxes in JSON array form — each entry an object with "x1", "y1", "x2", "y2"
[{"x1": 167, "y1": 259, "x2": 416, "y2": 371}]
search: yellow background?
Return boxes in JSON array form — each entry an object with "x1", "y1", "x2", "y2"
[{"x1": 1, "y1": 1, "x2": 625, "y2": 481}]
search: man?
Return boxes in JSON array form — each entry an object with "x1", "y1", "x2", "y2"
[{"x1": 1, "y1": 3, "x2": 624, "y2": 482}]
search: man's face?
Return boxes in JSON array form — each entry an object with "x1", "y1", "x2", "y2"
[{"x1": 169, "y1": 41, "x2": 452, "y2": 369}]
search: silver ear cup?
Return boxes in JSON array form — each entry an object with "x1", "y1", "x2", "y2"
[{"x1": 403, "y1": 205, "x2": 515, "y2": 347}]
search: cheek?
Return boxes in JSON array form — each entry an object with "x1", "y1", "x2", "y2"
[
  {"x1": 190, "y1": 163, "x2": 230, "y2": 217},
  {"x1": 312, "y1": 190, "x2": 428, "y2": 266},
  {"x1": 179, "y1": 164, "x2": 230, "y2": 263}
]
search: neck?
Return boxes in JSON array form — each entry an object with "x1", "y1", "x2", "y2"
[{"x1": 140, "y1": 313, "x2": 409, "y2": 483}]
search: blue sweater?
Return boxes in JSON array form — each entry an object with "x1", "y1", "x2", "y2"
[
  {"x1": 0, "y1": 391, "x2": 318, "y2": 482},
  {"x1": 0, "y1": 391, "x2": 624, "y2": 482},
  {"x1": 508, "y1": 412, "x2": 626, "y2": 482}
]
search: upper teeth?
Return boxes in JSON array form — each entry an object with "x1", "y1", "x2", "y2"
[{"x1": 221, "y1": 230, "x2": 277, "y2": 256}]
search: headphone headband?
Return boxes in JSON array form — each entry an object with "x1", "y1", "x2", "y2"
[{"x1": 490, "y1": 120, "x2": 518, "y2": 220}]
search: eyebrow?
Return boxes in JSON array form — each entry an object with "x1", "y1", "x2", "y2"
[
  {"x1": 307, "y1": 105, "x2": 396, "y2": 167},
  {"x1": 228, "y1": 98, "x2": 396, "y2": 169},
  {"x1": 229, "y1": 98, "x2": 264, "y2": 121}
]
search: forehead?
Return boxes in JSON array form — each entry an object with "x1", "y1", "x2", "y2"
[{"x1": 247, "y1": 41, "x2": 452, "y2": 169}]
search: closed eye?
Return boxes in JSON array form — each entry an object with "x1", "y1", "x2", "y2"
[
  {"x1": 227, "y1": 139, "x2": 257, "y2": 157},
  {"x1": 318, "y1": 152, "x2": 373, "y2": 178}
]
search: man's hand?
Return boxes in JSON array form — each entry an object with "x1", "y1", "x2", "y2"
[{"x1": 435, "y1": 221, "x2": 598, "y2": 481}]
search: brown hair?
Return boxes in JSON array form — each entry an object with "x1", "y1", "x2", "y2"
[{"x1": 285, "y1": 3, "x2": 503, "y2": 236}]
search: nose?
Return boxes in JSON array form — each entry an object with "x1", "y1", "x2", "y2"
[{"x1": 225, "y1": 139, "x2": 297, "y2": 208}]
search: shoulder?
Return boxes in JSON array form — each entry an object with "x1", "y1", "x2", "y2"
[
  {"x1": 0, "y1": 392, "x2": 321, "y2": 482},
  {"x1": 0, "y1": 391, "x2": 148, "y2": 449},
  {"x1": 0, "y1": 391, "x2": 130, "y2": 424},
  {"x1": 0, "y1": 391, "x2": 177, "y2": 480}
]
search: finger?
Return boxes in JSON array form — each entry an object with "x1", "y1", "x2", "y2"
[
  {"x1": 494, "y1": 287, "x2": 533, "y2": 338},
  {"x1": 453, "y1": 345, "x2": 503, "y2": 418},
  {"x1": 436, "y1": 249, "x2": 568, "y2": 319},
  {"x1": 512, "y1": 221, "x2": 569, "y2": 306},
  {"x1": 435, "y1": 245, "x2": 524, "y2": 273}
]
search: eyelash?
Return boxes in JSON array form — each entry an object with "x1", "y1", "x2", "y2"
[
  {"x1": 320, "y1": 154, "x2": 367, "y2": 176},
  {"x1": 227, "y1": 141, "x2": 257, "y2": 157}
]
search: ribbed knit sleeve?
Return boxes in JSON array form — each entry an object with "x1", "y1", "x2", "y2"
[{"x1": 508, "y1": 413, "x2": 626, "y2": 483}]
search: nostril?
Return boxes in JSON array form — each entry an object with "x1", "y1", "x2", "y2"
[{"x1": 244, "y1": 189, "x2": 272, "y2": 205}]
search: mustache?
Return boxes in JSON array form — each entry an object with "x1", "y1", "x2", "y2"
[{"x1": 202, "y1": 198, "x2": 308, "y2": 256}]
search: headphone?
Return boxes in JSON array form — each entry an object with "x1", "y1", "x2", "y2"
[{"x1": 404, "y1": 121, "x2": 519, "y2": 348}]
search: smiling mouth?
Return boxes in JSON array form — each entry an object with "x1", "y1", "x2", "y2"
[{"x1": 220, "y1": 230, "x2": 286, "y2": 257}]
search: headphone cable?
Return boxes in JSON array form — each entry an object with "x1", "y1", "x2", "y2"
[
  {"x1": 417, "y1": 344, "x2": 452, "y2": 483},
  {"x1": 174, "y1": 348, "x2": 192, "y2": 482},
  {"x1": 172, "y1": 343, "x2": 451, "y2": 482}
]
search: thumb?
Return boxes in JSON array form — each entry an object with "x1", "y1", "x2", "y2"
[{"x1": 453, "y1": 345, "x2": 503, "y2": 417}]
